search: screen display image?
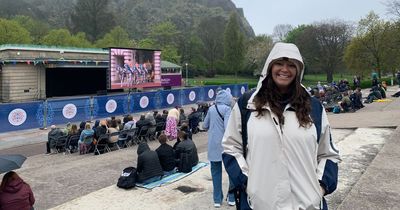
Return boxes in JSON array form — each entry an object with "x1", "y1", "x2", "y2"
[{"x1": 109, "y1": 48, "x2": 161, "y2": 89}]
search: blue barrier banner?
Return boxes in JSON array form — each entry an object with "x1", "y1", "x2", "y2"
[
  {"x1": 131, "y1": 92, "x2": 157, "y2": 113},
  {"x1": 0, "y1": 101, "x2": 43, "y2": 132},
  {"x1": 47, "y1": 98, "x2": 90, "y2": 125},
  {"x1": 160, "y1": 89, "x2": 182, "y2": 108},
  {"x1": 0, "y1": 83, "x2": 248, "y2": 133},
  {"x1": 93, "y1": 94, "x2": 129, "y2": 119},
  {"x1": 180, "y1": 87, "x2": 201, "y2": 105},
  {"x1": 202, "y1": 85, "x2": 218, "y2": 101}
]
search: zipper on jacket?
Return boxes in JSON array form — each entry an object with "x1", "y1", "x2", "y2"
[{"x1": 272, "y1": 117, "x2": 283, "y2": 135}]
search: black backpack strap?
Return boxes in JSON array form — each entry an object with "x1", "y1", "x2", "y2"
[
  {"x1": 237, "y1": 89, "x2": 255, "y2": 160},
  {"x1": 215, "y1": 105, "x2": 224, "y2": 121},
  {"x1": 310, "y1": 97, "x2": 323, "y2": 142}
]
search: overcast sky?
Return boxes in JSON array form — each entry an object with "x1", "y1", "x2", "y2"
[{"x1": 232, "y1": 0, "x2": 390, "y2": 35}]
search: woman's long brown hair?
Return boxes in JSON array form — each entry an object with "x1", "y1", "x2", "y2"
[{"x1": 253, "y1": 69, "x2": 312, "y2": 128}]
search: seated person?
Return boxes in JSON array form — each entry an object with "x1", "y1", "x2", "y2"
[
  {"x1": 188, "y1": 107, "x2": 201, "y2": 134},
  {"x1": 123, "y1": 115, "x2": 136, "y2": 130},
  {"x1": 365, "y1": 86, "x2": 382, "y2": 103},
  {"x1": 136, "y1": 115, "x2": 152, "y2": 141},
  {"x1": 46, "y1": 125, "x2": 65, "y2": 154},
  {"x1": 155, "y1": 134, "x2": 177, "y2": 176},
  {"x1": 173, "y1": 123, "x2": 192, "y2": 150},
  {"x1": 339, "y1": 91, "x2": 352, "y2": 112},
  {"x1": 178, "y1": 108, "x2": 187, "y2": 125},
  {"x1": 136, "y1": 142, "x2": 164, "y2": 184},
  {"x1": 175, "y1": 129, "x2": 199, "y2": 168},
  {"x1": 107, "y1": 120, "x2": 119, "y2": 144},
  {"x1": 66, "y1": 124, "x2": 79, "y2": 152},
  {"x1": 78, "y1": 123, "x2": 94, "y2": 154}
]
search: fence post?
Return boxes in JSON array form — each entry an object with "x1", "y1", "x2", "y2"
[
  {"x1": 90, "y1": 96, "x2": 94, "y2": 122},
  {"x1": 43, "y1": 99, "x2": 48, "y2": 130}
]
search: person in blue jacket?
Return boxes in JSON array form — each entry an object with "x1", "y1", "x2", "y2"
[{"x1": 203, "y1": 89, "x2": 235, "y2": 208}]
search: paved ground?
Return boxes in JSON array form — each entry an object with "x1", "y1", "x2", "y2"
[{"x1": 1, "y1": 86, "x2": 400, "y2": 210}]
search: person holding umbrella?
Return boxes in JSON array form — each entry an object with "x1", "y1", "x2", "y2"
[{"x1": 0, "y1": 171, "x2": 35, "y2": 210}]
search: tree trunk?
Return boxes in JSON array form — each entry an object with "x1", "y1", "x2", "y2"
[{"x1": 326, "y1": 69, "x2": 334, "y2": 83}]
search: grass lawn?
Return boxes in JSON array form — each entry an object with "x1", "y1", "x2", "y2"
[{"x1": 191, "y1": 74, "x2": 355, "y2": 88}]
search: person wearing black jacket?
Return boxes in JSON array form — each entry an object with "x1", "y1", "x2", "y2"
[
  {"x1": 136, "y1": 142, "x2": 163, "y2": 184},
  {"x1": 156, "y1": 134, "x2": 176, "y2": 176},
  {"x1": 175, "y1": 130, "x2": 199, "y2": 167}
]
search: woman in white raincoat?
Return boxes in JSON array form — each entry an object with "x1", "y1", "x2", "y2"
[{"x1": 222, "y1": 43, "x2": 341, "y2": 210}]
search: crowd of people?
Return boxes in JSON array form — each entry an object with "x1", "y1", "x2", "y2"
[
  {"x1": 308, "y1": 71, "x2": 392, "y2": 114},
  {"x1": 45, "y1": 102, "x2": 210, "y2": 155}
]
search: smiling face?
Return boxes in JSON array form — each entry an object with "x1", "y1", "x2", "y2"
[{"x1": 270, "y1": 59, "x2": 298, "y2": 93}]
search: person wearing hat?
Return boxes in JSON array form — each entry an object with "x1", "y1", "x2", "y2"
[{"x1": 222, "y1": 43, "x2": 341, "y2": 209}]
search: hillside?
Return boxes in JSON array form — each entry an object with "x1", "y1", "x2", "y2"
[{"x1": 0, "y1": 0, "x2": 255, "y2": 40}]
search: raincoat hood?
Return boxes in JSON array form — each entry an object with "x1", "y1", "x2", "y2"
[
  {"x1": 137, "y1": 142, "x2": 150, "y2": 155},
  {"x1": 3, "y1": 177, "x2": 23, "y2": 193},
  {"x1": 215, "y1": 90, "x2": 233, "y2": 106},
  {"x1": 248, "y1": 42, "x2": 305, "y2": 109}
]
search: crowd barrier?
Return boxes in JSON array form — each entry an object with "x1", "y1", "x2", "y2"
[{"x1": 0, "y1": 84, "x2": 248, "y2": 133}]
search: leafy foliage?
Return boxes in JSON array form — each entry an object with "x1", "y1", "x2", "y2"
[
  {"x1": 223, "y1": 12, "x2": 245, "y2": 77},
  {"x1": 96, "y1": 26, "x2": 132, "y2": 48},
  {"x1": 70, "y1": 0, "x2": 115, "y2": 42},
  {"x1": 41, "y1": 29, "x2": 92, "y2": 48},
  {"x1": 0, "y1": 18, "x2": 31, "y2": 44}
]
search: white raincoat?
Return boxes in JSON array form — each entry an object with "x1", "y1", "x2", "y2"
[{"x1": 222, "y1": 43, "x2": 341, "y2": 210}]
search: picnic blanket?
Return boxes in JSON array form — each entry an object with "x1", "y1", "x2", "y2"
[{"x1": 136, "y1": 161, "x2": 208, "y2": 189}]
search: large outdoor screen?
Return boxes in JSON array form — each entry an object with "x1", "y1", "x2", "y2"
[{"x1": 109, "y1": 48, "x2": 161, "y2": 89}]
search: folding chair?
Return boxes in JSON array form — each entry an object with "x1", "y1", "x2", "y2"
[
  {"x1": 147, "y1": 125, "x2": 157, "y2": 141},
  {"x1": 117, "y1": 129, "x2": 129, "y2": 148},
  {"x1": 55, "y1": 135, "x2": 68, "y2": 153},
  {"x1": 94, "y1": 134, "x2": 110, "y2": 155},
  {"x1": 108, "y1": 131, "x2": 121, "y2": 151},
  {"x1": 154, "y1": 122, "x2": 165, "y2": 138},
  {"x1": 134, "y1": 126, "x2": 149, "y2": 144},
  {"x1": 65, "y1": 134, "x2": 80, "y2": 154},
  {"x1": 126, "y1": 127, "x2": 138, "y2": 146}
]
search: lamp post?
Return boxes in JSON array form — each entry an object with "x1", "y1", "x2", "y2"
[{"x1": 185, "y1": 63, "x2": 188, "y2": 86}]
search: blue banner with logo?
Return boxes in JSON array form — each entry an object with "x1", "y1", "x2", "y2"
[
  {"x1": 93, "y1": 94, "x2": 129, "y2": 119},
  {"x1": 0, "y1": 101, "x2": 43, "y2": 132},
  {"x1": 0, "y1": 84, "x2": 248, "y2": 133},
  {"x1": 47, "y1": 98, "x2": 90, "y2": 125}
]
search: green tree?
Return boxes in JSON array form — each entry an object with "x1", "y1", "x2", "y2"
[
  {"x1": 149, "y1": 21, "x2": 180, "y2": 48},
  {"x1": 136, "y1": 38, "x2": 156, "y2": 49},
  {"x1": 245, "y1": 35, "x2": 274, "y2": 75},
  {"x1": 41, "y1": 29, "x2": 92, "y2": 48},
  {"x1": 70, "y1": 0, "x2": 115, "y2": 42},
  {"x1": 287, "y1": 22, "x2": 352, "y2": 82},
  {"x1": 0, "y1": 19, "x2": 31, "y2": 44},
  {"x1": 223, "y1": 12, "x2": 245, "y2": 80},
  {"x1": 350, "y1": 12, "x2": 393, "y2": 78},
  {"x1": 197, "y1": 16, "x2": 226, "y2": 72},
  {"x1": 96, "y1": 26, "x2": 132, "y2": 48},
  {"x1": 12, "y1": 15, "x2": 49, "y2": 44}
]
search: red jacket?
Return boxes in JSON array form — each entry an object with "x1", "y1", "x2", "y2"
[{"x1": 0, "y1": 177, "x2": 35, "y2": 210}]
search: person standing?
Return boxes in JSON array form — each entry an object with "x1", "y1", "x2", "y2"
[
  {"x1": 203, "y1": 89, "x2": 235, "y2": 208},
  {"x1": 0, "y1": 171, "x2": 35, "y2": 210},
  {"x1": 222, "y1": 43, "x2": 341, "y2": 210},
  {"x1": 165, "y1": 107, "x2": 180, "y2": 141}
]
